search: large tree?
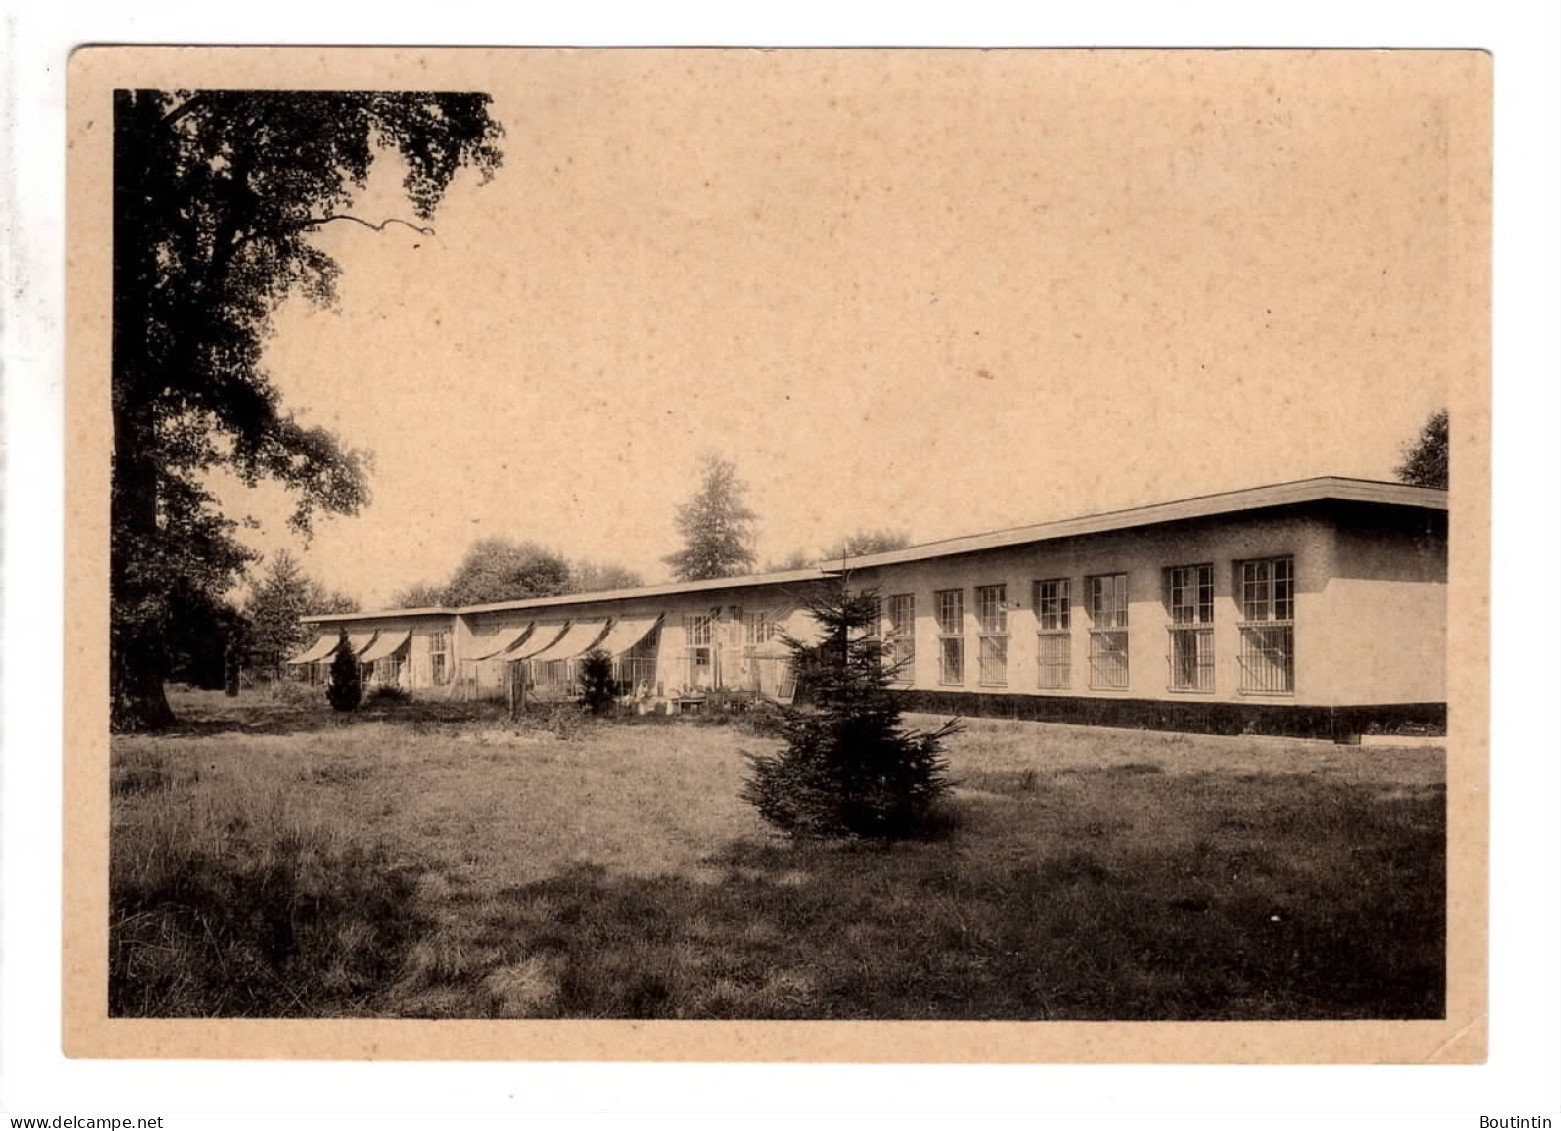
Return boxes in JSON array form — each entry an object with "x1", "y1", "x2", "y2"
[
  {"x1": 441, "y1": 538, "x2": 572, "y2": 607},
  {"x1": 244, "y1": 549, "x2": 360, "y2": 672},
  {"x1": 111, "y1": 89, "x2": 503, "y2": 730},
  {"x1": 389, "y1": 548, "x2": 643, "y2": 608},
  {"x1": 663, "y1": 455, "x2": 759, "y2": 581},
  {"x1": 1394, "y1": 409, "x2": 1449, "y2": 490}
]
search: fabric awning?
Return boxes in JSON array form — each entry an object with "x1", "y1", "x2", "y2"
[
  {"x1": 343, "y1": 631, "x2": 378, "y2": 657},
  {"x1": 592, "y1": 614, "x2": 662, "y2": 657},
  {"x1": 507, "y1": 623, "x2": 571, "y2": 661},
  {"x1": 466, "y1": 623, "x2": 534, "y2": 662},
  {"x1": 524, "y1": 620, "x2": 610, "y2": 662},
  {"x1": 359, "y1": 629, "x2": 410, "y2": 664},
  {"x1": 287, "y1": 635, "x2": 339, "y2": 665}
]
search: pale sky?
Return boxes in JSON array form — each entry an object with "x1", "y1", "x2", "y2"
[{"x1": 224, "y1": 51, "x2": 1462, "y2": 608}]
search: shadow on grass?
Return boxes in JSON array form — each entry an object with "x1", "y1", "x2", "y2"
[
  {"x1": 154, "y1": 693, "x2": 517, "y2": 739},
  {"x1": 109, "y1": 744, "x2": 1444, "y2": 1022},
  {"x1": 396, "y1": 776, "x2": 1444, "y2": 1021}
]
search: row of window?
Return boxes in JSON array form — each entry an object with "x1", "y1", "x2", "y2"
[{"x1": 877, "y1": 556, "x2": 1295, "y2": 694}]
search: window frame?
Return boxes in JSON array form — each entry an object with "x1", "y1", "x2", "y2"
[
  {"x1": 428, "y1": 630, "x2": 450, "y2": 686},
  {"x1": 879, "y1": 593, "x2": 916, "y2": 683},
  {"x1": 935, "y1": 588, "x2": 965, "y2": 686},
  {"x1": 975, "y1": 583, "x2": 1009, "y2": 687},
  {"x1": 1236, "y1": 556, "x2": 1296, "y2": 694},
  {"x1": 684, "y1": 613, "x2": 715, "y2": 687},
  {"x1": 1086, "y1": 572, "x2": 1130, "y2": 690},
  {"x1": 1165, "y1": 563, "x2": 1216, "y2": 693},
  {"x1": 1034, "y1": 577, "x2": 1072, "y2": 690}
]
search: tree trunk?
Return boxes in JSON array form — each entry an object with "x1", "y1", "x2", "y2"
[
  {"x1": 108, "y1": 91, "x2": 179, "y2": 734},
  {"x1": 111, "y1": 649, "x2": 177, "y2": 732}
]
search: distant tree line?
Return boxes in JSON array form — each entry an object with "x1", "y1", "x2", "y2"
[{"x1": 389, "y1": 540, "x2": 645, "y2": 609}]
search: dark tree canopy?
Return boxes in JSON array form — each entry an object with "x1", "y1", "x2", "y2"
[
  {"x1": 1394, "y1": 409, "x2": 1449, "y2": 490},
  {"x1": 388, "y1": 546, "x2": 644, "y2": 608},
  {"x1": 244, "y1": 549, "x2": 360, "y2": 670},
  {"x1": 111, "y1": 89, "x2": 503, "y2": 730},
  {"x1": 441, "y1": 538, "x2": 573, "y2": 607},
  {"x1": 663, "y1": 455, "x2": 759, "y2": 581}
]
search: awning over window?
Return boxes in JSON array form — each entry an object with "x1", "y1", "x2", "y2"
[
  {"x1": 593, "y1": 614, "x2": 662, "y2": 657},
  {"x1": 524, "y1": 620, "x2": 611, "y2": 662},
  {"x1": 507, "y1": 623, "x2": 571, "y2": 661},
  {"x1": 466, "y1": 623, "x2": 534, "y2": 662},
  {"x1": 359, "y1": 629, "x2": 410, "y2": 664},
  {"x1": 287, "y1": 635, "x2": 340, "y2": 665},
  {"x1": 343, "y1": 631, "x2": 379, "y2": 657}
]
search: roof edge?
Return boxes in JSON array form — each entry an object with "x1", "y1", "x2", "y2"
[{"x1": 301, "y1": 477, "x2": 1446, "y2": 625}]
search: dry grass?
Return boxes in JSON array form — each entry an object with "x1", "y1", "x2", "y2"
[{"x1": 109, "y1": 689, "x2": 1445, "y2": 1019}]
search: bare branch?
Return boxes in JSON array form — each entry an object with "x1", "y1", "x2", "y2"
[
  {"x1": 228, "y1": 214, "x2": 435, "y2": 260},
  {"x1": 300, "y1": 214, "x2": 437, "y2": 237}
]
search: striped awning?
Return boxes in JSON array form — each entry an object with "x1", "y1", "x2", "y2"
[
  {"x1": 507, "y1": 623, "x2": 571, "y2": 661},
  {"x1": 466, "y1": 623, "x2": 534, "y2": 662},
  {"x1": 593, "y1": 614, "x2": 662, "y2": 657},
  {"x1": 359, "y1": 629, "x2": 410, "y2": 663},
  {"x1": 524, "y1": 620, "x2": 610, "y2": 662},
  {"x1": 287, "y1": 634, "x2": 340, "y2": 665}
]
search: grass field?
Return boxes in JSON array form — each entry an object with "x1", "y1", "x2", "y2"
[{"x1": 109, "y1": 687, "x2": 1445, "y2": 1020}]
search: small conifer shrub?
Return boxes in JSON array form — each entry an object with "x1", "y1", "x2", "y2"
[
  {"x1": 741, "y1": 581, "x2": 958, "y2": 839},
  {"x1": 577, "y1": 648, "x2": 617, "y2": 716},
  {"x1": 325, "y1": 630, "x2": 363, "y2": 713}
]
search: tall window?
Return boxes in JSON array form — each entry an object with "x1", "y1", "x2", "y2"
[
  {"x1": 428, "y1": 631, "x2": 449, "y2": 686},
  {"x1": 744, "y1": 609, "x2": 783, "y2": 646},
  {"x1": 1165, "y1": 563, "x2": 1215, "y2": 691},
  {"x1": 935, "y1": 589, "x2": 964, "y2": 685},
  {"x1": 616, "y1": 625, "x2": 661, "y2": 697},
  {"x1": 879, "y1": 594, "x2": 916, "y2": 683},
  {"x1": 685, "y1": 613, "x2": 715, "y2": 688},
  {"x1": 975, "y1": 584, "x2": 1008, "y2": 686},
  {"x1": 1087, "y1": 573, "x2": 1130, "y2": 689},
  {"x1": 1237, "y1": 556, "x2": 1294, "y2": 693},
  {"x1": 1034, "y1": 578, "x2": 1071, "y2": 689}
]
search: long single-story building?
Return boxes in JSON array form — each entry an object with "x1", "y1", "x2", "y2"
[{"x1": 292, "y1": 476, "x2": 1447, "y2": 738}]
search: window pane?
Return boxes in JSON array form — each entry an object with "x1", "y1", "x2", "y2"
[
  {"x1": 1238, "y1": 624, "x2": 1294, "y2": 692},
  {"x1": 978, "y1": 633, "x2": 1007, "y2": 685},
  {"x1": 1089, "y1": 629, "x2": 1129, "y2": 689},
  {"x1": 936, "y1": 589, "x2": 963, "y2": 635},
  {"x1": 939, "y1": 636, "x2": 964, "y2": 684},
  {"x1": 1037, "y1": 631, "x2": 1070, "y2": 689}
]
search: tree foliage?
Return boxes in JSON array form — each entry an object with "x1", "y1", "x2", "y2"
[
  {"x1": 441, "y1": 538, "x2": 572, "y2": 607},
  {"x1": 576, "y1": 648, "x2": 617, "y2": 716},
  {"x1": 245, "y1": 549, "x2": 360, "y2": 670},
  {"x1": 1394, "y1": 409, "x2": 1449, "y2": 490},
  {"x1": 819, "y1": 528, "x2": 913, "y2": 561},
  {"x1": 164, "y1": 585, "x2": 251, "y2": 691},
  {"x1": 389, "y1": 546, "x2": 644, "y2": 608},
  {"x1": 663, "y1": 455, "x2": 759, "y2": 581},
  {"x1": 389, "y1": 582, "x2": 451, "y2": 610},
  {"x1": 741, "y1": 580, "x2": 957, "y2": 840},
  {"x1": 111, "y1": 89, "x2": 503, "y2": 731},
  {"x1": 568, "y1": 558, "x2": 646, "y2": 595},
  {"x1": 326, "y1": 630, "x2": 363, "y2": 713}
]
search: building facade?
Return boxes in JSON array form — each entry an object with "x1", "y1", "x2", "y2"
[{"x1": 293, "y1": 477, "x2": 1447, "y2": 738}]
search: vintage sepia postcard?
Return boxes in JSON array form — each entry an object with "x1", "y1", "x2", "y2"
[{"x1": 64, "y1": 46, "x2": 1491, "y2": 1061}]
